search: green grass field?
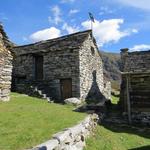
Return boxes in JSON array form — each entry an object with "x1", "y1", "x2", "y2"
[
  {"x1": 0, "y1": 93, "x2": 86, "y2": 150},
  {"x1": 85, "y1": 124, "x2": 150, "y2": 150}
]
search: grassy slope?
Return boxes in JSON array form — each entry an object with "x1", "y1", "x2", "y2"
[
  {"x1": 0, "y1": 93, "x2": 86, "y2": 150},
  {"x1": 85, "y1": 125, "x2": 150, "y2": 150}
]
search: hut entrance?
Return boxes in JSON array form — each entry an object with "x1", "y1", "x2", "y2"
[
  {"x1": 35, "y1": 55, "x2": 43, "y2": 80},
  {"x1": 60, "y1": 78, "x2": 72, "y2": 100}
]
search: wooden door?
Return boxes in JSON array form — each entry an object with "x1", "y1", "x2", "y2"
[
  {"x1": 35, "y1": 56, "x2": 43, "y2": 80},
  {"x1": 60, "y1": 79, "x2": 72, "y2": 100}
]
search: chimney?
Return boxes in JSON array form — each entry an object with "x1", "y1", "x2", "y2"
[{"x1": 120, "y1": 48, "x2": 129, "y2": 72}]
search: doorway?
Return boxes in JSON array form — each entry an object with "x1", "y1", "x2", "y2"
[
  {"x1": 34, "y1": 55, "x2": 43, "y2": 80},
  {"x1": 60, "y1": 78, "x2": 72, "y2": 100}
]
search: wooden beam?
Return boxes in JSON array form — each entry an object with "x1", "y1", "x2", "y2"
[
  {"x1": 121, "y1": 71, "x2": 150, "y2": 75},
  {"x1": 126, "y1": 74, "x2": 132, "y2": 124}
]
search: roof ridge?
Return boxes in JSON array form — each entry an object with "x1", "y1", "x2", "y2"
[
  {"x1": 129, "y1": 50, "x2": 150, "y2": 54},
  {"x1": 15, "y1": 30, "x2": 92, "y2": 48}
]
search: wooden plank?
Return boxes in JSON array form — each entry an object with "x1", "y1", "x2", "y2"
[{"x1": 126, "y1": 74, "x2": 132, "y2": 124}]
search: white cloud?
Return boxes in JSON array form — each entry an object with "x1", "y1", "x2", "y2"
[
  {"x1": 51, "y1": 5, "x2": 61, "y2": 15},
  {"x1": 62, "y1": 23, "x2": 79, "y2": 34},
  {"x1": 69, "y1": 9, "x2": 79, "y2": 15},
  {"x1": 29, "y1": 27, "x2": 61, "y2": 42},
  {"x1": 61, "y1": 0, "x2": 75, "y2": 3},
  {"x1": 130, "y1": 44, "x2": 150, "y2": 51},
  {"x1": 99, "y1": 6, "x2": 115, "y2": 15},
  {"x1": 81, "y1": 19, "x2": 137, "y2": 46},
  {"x1": 48, "y1": 5, "x2": 62, "y2": 25},
  {"x1": 116, "y1": 0, "x2": 150, "y2": 11},
  {"x1": 132, "y1": 29, "x2": 138, "y2": 33}
]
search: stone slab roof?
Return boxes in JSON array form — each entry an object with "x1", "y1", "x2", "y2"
[
  {"x1": 14, "y1": 30, "x2": 98, "y2": 56},
  {"x1": 124, "y1": 50, "x2": 150, "y2": 73}
]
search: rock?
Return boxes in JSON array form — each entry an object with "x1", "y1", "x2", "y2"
[
  {"x1": 64, "y1": 97, "x2": 82, "y2": 106},
  {"x1": 33, "y1": 139, "x2": 59, "y2": 150},
  {"x1": 53, "y1": 130, "x2": 72, "y2": 144}
]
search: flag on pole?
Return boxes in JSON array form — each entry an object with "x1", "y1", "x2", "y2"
[{"x1": 88, "y1": 12, "x2": 95, "y2": 22}]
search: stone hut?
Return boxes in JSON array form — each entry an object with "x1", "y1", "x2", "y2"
[
  {"x1": 13, "y1": 30, "x2": 110, "y2": 103},
  {"x1": 0, "y1": 24, "x2": 13, "y2": 101},
  {"x1": 120, "y1": 48, "x2": 150, "y2": 114}
]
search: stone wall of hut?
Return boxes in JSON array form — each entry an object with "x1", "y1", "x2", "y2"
[
  {"x1": 120, "y1": 49, "x2": 150, "y2": 112},
  {"x1": 79, "y1": 35, "x2": 105, "y2": 103},
  {"x1": 0, "y1": 26, "x2": 13, "y2": 101},
  {"x1": 13, "y1": 31, "x2": 110, "y2": 103}
]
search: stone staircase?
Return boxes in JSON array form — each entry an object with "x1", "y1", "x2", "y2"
[
  {"x1": 30, "y1": 84, "x2": 52, "y2": 102},
  {"x1": 14, "y1": 80, "x2": 61, "y2": 102}
]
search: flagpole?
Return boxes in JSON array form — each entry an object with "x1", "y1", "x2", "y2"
[
  {"x1": 89, "y1": 12, "x2": 94, "y2": 42},
  {"x1": 91, "y1": 19, "x2": 93, "y2": 41}
]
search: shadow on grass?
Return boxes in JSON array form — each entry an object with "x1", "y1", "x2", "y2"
[
  {"x1": 101, "y1": 121, "x2": 150, "y2": 139},
  {"x1": 128, "y1": 145, "x2": 150, "y2": 150}
]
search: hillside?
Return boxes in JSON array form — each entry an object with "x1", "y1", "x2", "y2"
[{"x1": 100, "y1": 51, "x2": 121, "y2": 91}]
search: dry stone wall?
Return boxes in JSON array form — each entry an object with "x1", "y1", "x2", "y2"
[
  {"x1": 79, "y1": 35, "x2": 105, "y2": 103},
  {"x1": 103, "y1": 81, "x2": 111, "y2": 101},
  {"x1": 0, "y1": 25, "x2": 13, "y2": 101},
  {"x1": 29, "y1": 114, "x2": 98, "y2": 150}
]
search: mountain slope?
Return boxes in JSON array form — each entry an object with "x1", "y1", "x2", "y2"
[{"x1": 100, "y1": 51, "x2": 121, "y2": 90}]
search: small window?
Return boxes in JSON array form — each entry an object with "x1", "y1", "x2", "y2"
[
  {"x1": 70, "y1": 49, "x2": 74, "y2": 53},
  {"x1": 91, "y1": 46, "x2": 95, "y2": 55}
]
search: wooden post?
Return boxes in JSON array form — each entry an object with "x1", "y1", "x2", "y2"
[{"x1": 126, "y1": 74, "x2": 132, "y2": 124}]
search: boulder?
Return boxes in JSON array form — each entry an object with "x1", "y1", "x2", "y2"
[{"x1": 64, "y1": 97, "x2": 82, "y2": 106}]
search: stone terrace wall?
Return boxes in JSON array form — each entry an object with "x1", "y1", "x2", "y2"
[
  {"x1": 0, "y1": 25, "x2": 13, "y2": 101},
  {"x1": 30, "y1": 114, "x2": 98, "y2": 150},
  {"x1": 79, "y1": 35, "x2": 105, "y2": 103}
]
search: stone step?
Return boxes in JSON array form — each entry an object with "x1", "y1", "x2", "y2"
[
  {"x1": 30, "y1": 85, "x2": 52, "y2": 101},
  {"x1": 37, "y1": 90, "x2": 43, "y2": 95},
  {"x1": 47, "y1": 97, "x2": 51, "y2": 102},
  {"x1": 42, "y1": 94, "x2": 47, "y2": 99}
]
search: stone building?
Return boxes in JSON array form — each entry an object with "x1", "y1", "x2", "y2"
[
  {"x1": 13, "y1": 30, "x2": 110, "y2": 103},
  {"x1": 120, "y1": 48, "x2": 150, "y2": 115},
  {"x1": 0, "y1": 24, "x2": 13, "y2": 101}
]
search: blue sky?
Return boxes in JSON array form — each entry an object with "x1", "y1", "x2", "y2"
[{"x1": 0, "y1": 0, "x2": 150, "y2": 53}]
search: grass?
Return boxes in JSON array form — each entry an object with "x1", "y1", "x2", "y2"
[
  {"x1": 85, "y1": 124, "x2": 150, "y2": 150},
  {"x1": 85, "y1": 95, "x2": 150, "y2": 150},
  {"x1": 111, "y1": 95, "x2": 119, "y2": 104},
  {"x1": 0, "y1": 92, "x2": 86, "y2": 150}
]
